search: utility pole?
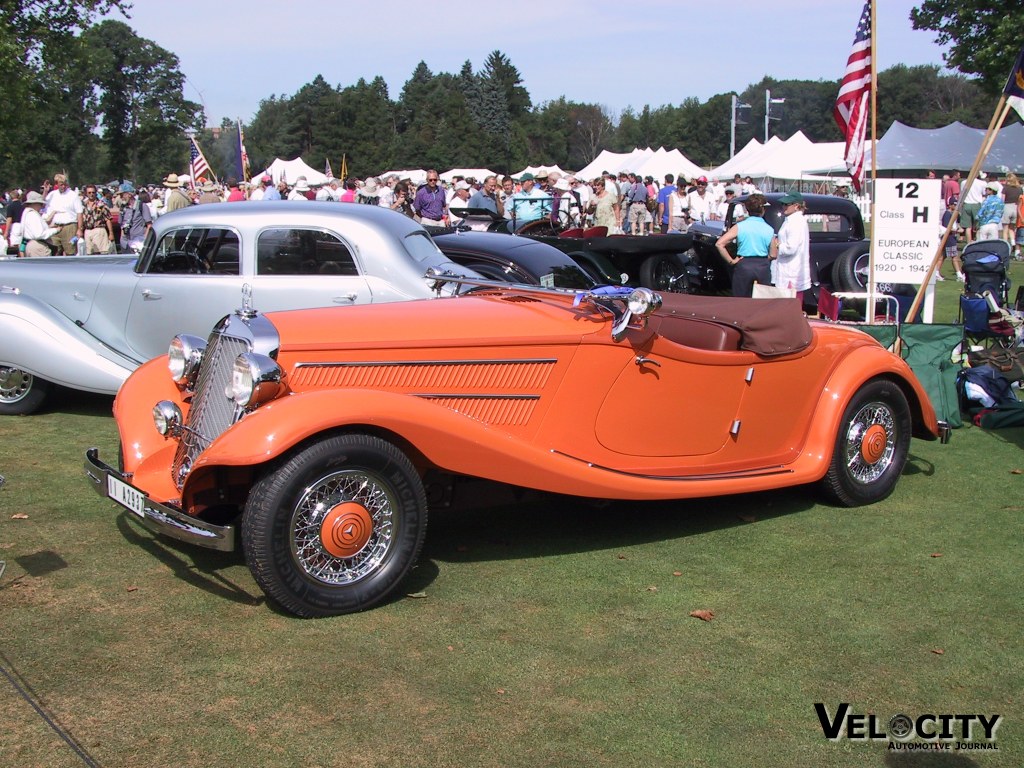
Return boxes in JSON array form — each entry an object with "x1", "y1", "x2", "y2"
[
  {"x1": 730, "y1": 94, "x2": 751, "y2": 158},
  {"x1": 764, "y1": 89, "x2": 785, "y2": 142}
]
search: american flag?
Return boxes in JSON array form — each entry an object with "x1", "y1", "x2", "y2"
[
  {"x1": 834, "y1": 0, "x2": 872, "y2": 192},
  {"x1": 189, "y1": 137, "x2": 212, "y2": 184},
  {"x1": 324, "y1": 158, "x2": 334, "y2": 179}
]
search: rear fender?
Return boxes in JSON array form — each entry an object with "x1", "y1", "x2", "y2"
[
  {"x1": 801, "y1": 343, "x2": 939, "y2": 466},
  {"x1": 0, "y1": 291, "x2": 139, "y2": 393}
]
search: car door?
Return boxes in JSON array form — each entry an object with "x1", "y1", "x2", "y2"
[
  {"x1": 246, "y1": 226, "x2": 373, "y2": 314},
  {"x1": 125, "y1": 226, "x2": 247, "y2": 360},
  {"x1": 595, "y1": 333, "x2": 750, "y2": 458}
]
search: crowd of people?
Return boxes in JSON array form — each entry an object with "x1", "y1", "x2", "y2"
[
  {"x1": 1, "y1": 168, "x2": 774, "y2": 256},
  {"x1": 936, "y1": 170, "x2": 1024, "y2": 281},
  {"x1": 4, "y1": 168, "x2": 1021, "y2": 299}
]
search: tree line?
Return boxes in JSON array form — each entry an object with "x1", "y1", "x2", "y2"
[{"x1": 0, "y1": 1, "x2": 1019, "y2": 191}]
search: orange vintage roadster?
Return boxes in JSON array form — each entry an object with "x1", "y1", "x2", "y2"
[{"x1": 85, "y1": 278, "x2": 947, "y2": 617}]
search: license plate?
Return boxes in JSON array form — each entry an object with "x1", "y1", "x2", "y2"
[{"x1": 107, "y1": 474, "x2": 146, "y2": 518}]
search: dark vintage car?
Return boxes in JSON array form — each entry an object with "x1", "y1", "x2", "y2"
[
  {"x1": 86, "y1": 279, "x2": 946, "y2": 617},
  {"x1": 433, "y1": 207, "x2": 691, "y2": 288},
  {"x1": 432, "y1": 230, "x2": 596, "y2": 289},
  {"x1": 684, "y1": 193, "x2": 878, "y2": 300}
]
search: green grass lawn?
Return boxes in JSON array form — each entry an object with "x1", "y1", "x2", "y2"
[{"x1": 1, "y1": 273, "x2": 1022, "y2": 767}]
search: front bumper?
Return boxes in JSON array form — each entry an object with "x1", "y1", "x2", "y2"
[{"x1": 84, "y1": 448, "x2": 236, "y2": 551}]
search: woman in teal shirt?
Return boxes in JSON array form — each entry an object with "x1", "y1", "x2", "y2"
[{"x1": 714, "y1": 194, "x2": 775, "y2": 297}]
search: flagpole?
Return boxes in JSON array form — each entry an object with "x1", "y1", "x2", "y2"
[
  {"x1": 866, "y1": 0, "x2": 878, "y2": 323},
  {"x1": 904, "y1": 96, "x2": 1010, "y2": 323}
]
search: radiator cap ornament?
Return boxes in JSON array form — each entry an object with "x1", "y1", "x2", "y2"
[{"x1": 238, "y1": 283, "x2": 257, "y2": 318}]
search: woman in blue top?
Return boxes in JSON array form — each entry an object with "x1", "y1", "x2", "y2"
[{"x1": 715, "y1": 193, "x2": 776, "y2": 297}]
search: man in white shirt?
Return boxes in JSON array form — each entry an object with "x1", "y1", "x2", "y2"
[
  {"x1": 43, "y1": 173, "x2": 83, "y2": 254},
  {"x1": 686, "y1": 176, "x2": 714, "y2": 224},
  {"x1": 963, "y1": 172, "x2": 989, "y2": 243},
  {"x1": 708, "y1": 178, "x2": 726, "y2": 211},
  {"x1": 377, "y1": 175, "x2": 397, "y2": 210}
]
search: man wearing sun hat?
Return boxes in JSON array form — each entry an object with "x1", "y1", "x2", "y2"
[
  {"x1": 162, "y1": 173, "x2": 192, "y2": 212},
  {"x1": 20, "y1": 191, "x2": 59, "y2": 257}
]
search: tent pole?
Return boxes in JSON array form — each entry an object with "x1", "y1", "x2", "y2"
[{"x1": 904, "y1": 97, "x2": 1010, "y2": 323}]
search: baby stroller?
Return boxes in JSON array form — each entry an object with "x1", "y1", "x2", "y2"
[
  {"x1": 959, "y1": 239, "x2": 1016, "y2": 349},
  {"x1": 962, "y1": 239, "x2": 1011, "y2": 306}
]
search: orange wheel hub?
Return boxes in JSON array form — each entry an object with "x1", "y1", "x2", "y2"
[
  {"x1": 860, "y1": 424, "x2": 888, "y2": 465},
  {"x1": 320, "y1": 502, "x2": 373, "y2": 558}
]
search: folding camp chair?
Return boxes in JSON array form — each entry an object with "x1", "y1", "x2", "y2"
[
  {"x1": 899, "y1": 323, "x2": 964, "y2": 429},
  {"x1": 959, "y1": 293, "x2": 1015, "y2": 350}
]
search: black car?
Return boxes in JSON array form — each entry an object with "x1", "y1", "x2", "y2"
[
  {"x1": 686, "y1": 193, "x2": 878, "y2": 297},
  {"x1": 433, "y1": 230, "x2": 597, "y2": 290}
]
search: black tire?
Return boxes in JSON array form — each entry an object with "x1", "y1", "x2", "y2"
[
  {"x1": 242, "y1": 434, "x2": 428, "y2": 617},
  {"x1": 640, "y1": 252, "x2": 687, "y2": 292},
  {"x1": 821, "y1": 379, "x2": 911, "y2": 507},
  {"x1": 832, "y1": 245, "x2": 897, "y2": 294},
  {"x1": 0, "y1": 368, "x2": 50, "y2": 415}
]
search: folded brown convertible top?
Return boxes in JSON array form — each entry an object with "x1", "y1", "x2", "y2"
[{"x1": 656, "y1": 293, "x2": 813, "y2": 357}]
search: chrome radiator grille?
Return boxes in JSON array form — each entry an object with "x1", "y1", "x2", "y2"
[{"x1": 171, "y1": 330, "x2": 249, "y2": 487}]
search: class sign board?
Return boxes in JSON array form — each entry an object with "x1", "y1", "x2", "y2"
[{"x1": 871, "y1": 179, "x2": 942, "y2": 284}]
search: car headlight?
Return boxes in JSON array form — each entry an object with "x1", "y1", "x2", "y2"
[
  {"x1": 168, "y1": 335, "x2": 207, "y2": 388},
  {"x1": 626, "y1": 287, "x2": 663, "y2": 316},
  {"x1": 228, "y1": 352, "x2": 283, "y2": 408},
  {"x1": 153, "y1": 400, "x2": 183, "y2": 436}
]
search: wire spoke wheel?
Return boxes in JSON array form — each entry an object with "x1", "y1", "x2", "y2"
[
  {"x1": 842, "y1": 402, "x2": 897, "y2": 483},
  {"x1": 822, "y1": 379, "x2": 910, "y2": 506},
  {"x1": 290, "y1": 469, "x2": 397, "y2": 585},
  {"x1": 243, "y1": 434, "x2": 427, "y2": 617}
]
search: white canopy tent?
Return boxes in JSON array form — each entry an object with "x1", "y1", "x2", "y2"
[
  {"x1": 440, "y1": 168, "x2": 497, "y2": 182},
  {"x1": 634, "y1": 147, "x2": 707, "y2": 183},
  {"x1": 710, "y1": 136, "x2": 783, "y2": 180},
  {"x1": 576, "y1": 148, "x2": 654, "y2": 179},
  {"x1": 251, "y1": 157, "x2": 329, "y2": 187},
  {"x1": 379, "y1": 169, "x2": 427, "y2": 185},
  {"x1": 512, "y1": 164, "x2": 572, "y2": 180}
]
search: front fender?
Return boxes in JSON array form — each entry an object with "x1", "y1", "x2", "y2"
[{"x1": 0, "y1": 290, "x2": 139, "y2": 394}]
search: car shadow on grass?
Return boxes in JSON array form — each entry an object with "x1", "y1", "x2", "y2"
[
  {"x1": 41, "y1": 385, "x2": 114, "y2": 417},
  {"x1": 115, "y1": 513, "x2": 264, "y2": 608},
  {"x1": 423, "y1": 479, "x2": 817, "y2": 564}
]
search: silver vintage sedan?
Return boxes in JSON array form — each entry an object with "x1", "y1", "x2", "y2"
[{"x1": 0, "y1": 201, "x2": 474, "y2": 414}]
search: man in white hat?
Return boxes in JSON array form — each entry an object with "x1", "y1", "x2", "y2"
[
  {"x1": 288, "y1": 177, "x2": 311, "y2": 201},
  {"x1": 163, "y1": 173, "x2": 192, "y2": 212},
  {"x1": 357, "y1": 177, "x2": 381, "y2": 205},
  {"x1": 447, "y1": 180, "x2": 471, "y2": 222},
  {"x1": 20, "y1": 191, "x2": 58, "y2": 257}
]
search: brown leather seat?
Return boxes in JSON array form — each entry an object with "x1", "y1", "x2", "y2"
[{"x1": 652, "y1": 315, "x2": 742, "y2": 351}]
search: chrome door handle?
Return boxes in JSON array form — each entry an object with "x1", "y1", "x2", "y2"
[
  {"x1": 141, "y1": 289, "x2": 162, "y2": 300},
  {"x1": 635, "y1": 356, "x2": 661, "y2": 368},
  {"x1": 333, "y1": 293, "x2": 358, "y2": 304}
]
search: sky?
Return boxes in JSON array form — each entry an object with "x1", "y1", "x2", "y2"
[{"x1": 101, "y1": 0, "x2": 950, "y2": 127}]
